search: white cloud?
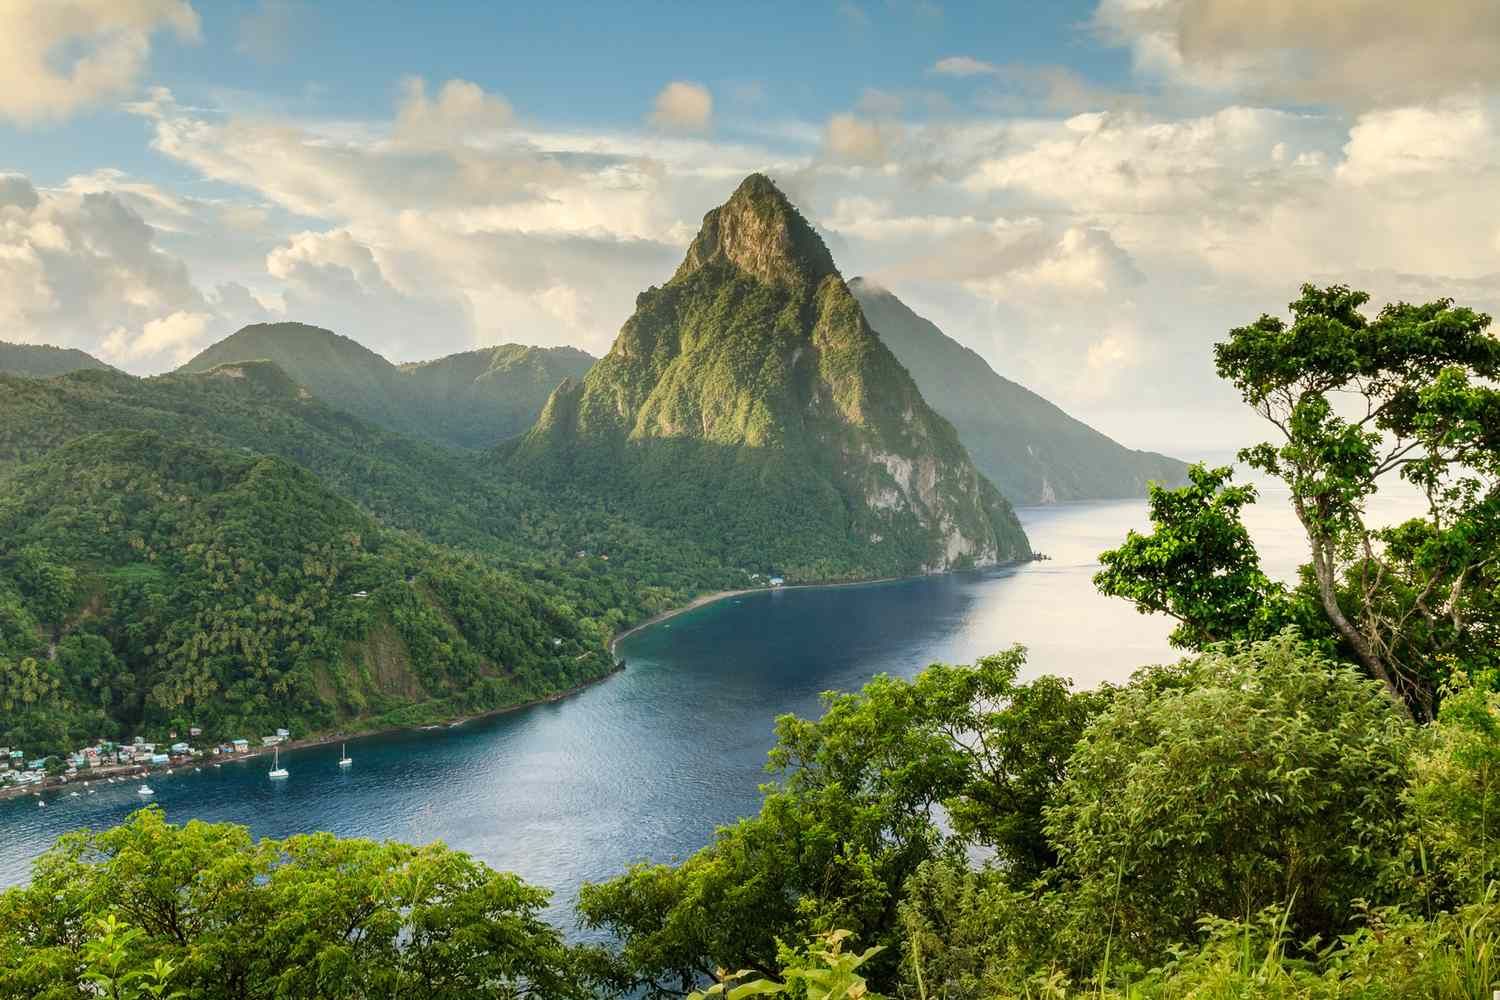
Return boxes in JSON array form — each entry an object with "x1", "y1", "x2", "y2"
[
  {"x1": 932, "y1": 56, "x2": 999, "y2": 77},
  {"x1": 0, "y1": 173, "x2": 208, "y2": 352},
  {"x1": 0, "y1": 0, "x2": 199, "y2": 124},
  {"x1": 648, "y1": 81, "x2": 713, "y2": 132},
  {"x1": 99, "y1": 309, "x2": 212, "y2": 367},
  {"x1": 1093, "y1": 0, "x2": 1500, "y2": 109},
  {"x1": 396, "y1": 76, "x2": 514, "y2": 145},
  {"x1": 823, "y1": 114, "x2": 902, "y2": 164}
]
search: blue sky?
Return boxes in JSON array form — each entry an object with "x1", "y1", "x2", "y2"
[{"x1": 2, "y1": 0, "x2": 1497, "y2": 451}]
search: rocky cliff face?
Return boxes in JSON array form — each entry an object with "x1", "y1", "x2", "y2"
[
  {"x1": 850, "y1": 278, "x2": 1189, "y2": 504},
  {"x1": 510, "y1": 174, "x2": 1029, "y2": 580}
]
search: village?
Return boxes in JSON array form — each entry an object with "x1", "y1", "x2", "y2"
[{"x1": 0, "y1": 726, "x2": 298, "y2": 800}]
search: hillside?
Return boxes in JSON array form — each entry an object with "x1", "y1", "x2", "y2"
[
  {"x1": 0, "y1": 365, "x2": 748, "y2": 690},
  {"x1": 508, "y1": 174, "x2": 1030, "y2": 579},
  {"x1": 0, "y1": 341, "x2": 114, "y2": 379},
  {"x1": 850, "y1": 279, "x2": 1190, "y2": 504},
  {"x1": 0, "y1": 431, "x2": 612, "y2": 752},
  {"x1": 179, "y1": 324, "x2": 594, "y2": 448},
  {"x1": 398, "y1": 344, "x2": 597, "y2": 448}
]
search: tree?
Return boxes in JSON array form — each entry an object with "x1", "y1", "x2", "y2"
[
  {"x1": 1215, "y1": 284, "x2": 1500, "y2": 720},
  {"x1": 1045, "y1": 633, "x2": 1416, "y2": 961},
  {"x1": 0, "y1": 808, "x2": 587, "y2": 1000},
  {"x1": 578, "y1": 649, "x2": 1111, "y2": 996},
  {"x1": 1094, "y1": 465, "x2": 1295, "y2": 649}
]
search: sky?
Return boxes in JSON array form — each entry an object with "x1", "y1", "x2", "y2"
[{"x1": 2, "y1": 1, "x2": 1499, "y2": 454}]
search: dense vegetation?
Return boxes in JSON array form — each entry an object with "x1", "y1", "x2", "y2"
[
  {"x1": 179, "y1": 323, "x2": 595, "y2": 449},
  {"x1": 0, "y1": 341, "x2": 114, "y2": 379},
  {"x1": 9, "y1": 278, "x2": 1495, "y2": 994},
  {"x1": 509, "y1": 174, "x2": 1030, "y2": 579},
  {"x1": 4, "y1": 636, "x2": 1494, "y2": 998},
  {"x1": 0, "y1": 431, "x2": 612, "y2": 751},
  {"x1": 0, "y1": 364, "x2": 748, "y2": 755},
  {"x1": 850, "y1": 279, "x2": 1188, "y2": 505}
]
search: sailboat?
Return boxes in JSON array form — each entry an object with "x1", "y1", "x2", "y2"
[
  {"x1": 268, "y1": 746, "x2": 289, "y2": 780},
  {"x1": 338, "y1": 744, "x2": 352, "y2": 768},
  {"x1": 136, "y1": 784, "x2": 154, "y2": 796}
]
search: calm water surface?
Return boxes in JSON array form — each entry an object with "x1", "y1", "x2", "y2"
[{"x1": 0, "y1": 492, "x2": 1419, "y2": 925}]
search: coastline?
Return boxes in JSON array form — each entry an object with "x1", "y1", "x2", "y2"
[
  {"x1": 609, "y1": 573, "x2": 930, "y2": 655},
  {"x1": 0, "y1": 666, "x2": 624, "y2": 803}
]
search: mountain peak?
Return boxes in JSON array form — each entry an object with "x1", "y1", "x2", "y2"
[{"x1": 675, "y1": 173, "x2": 837, "y2": 288}]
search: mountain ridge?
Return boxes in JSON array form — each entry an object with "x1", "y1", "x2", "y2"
[
  {"x1": 179, "y1": 323, "x2": 596, "y2": 449},
  {"x1": 0, "y1": 341, "x2": 116, "y2": 379},
  {"x1": 509, "y1": 173, "x2": 1030, "y2": 579},
  {"x1": 849, "y1": 278, "x2": 1190, "y2": 504}
]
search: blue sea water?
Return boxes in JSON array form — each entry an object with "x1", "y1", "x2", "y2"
[{"x1": 4, "y1": 493, "x2": 1365, "y2": 927}]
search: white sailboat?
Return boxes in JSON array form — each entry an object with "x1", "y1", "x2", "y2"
[
  {"x1": 268, "y1": 746, "x2": 289, "y2": 780},
  {"x1": 337, "y1": 743, "x2": 352, "y2": 768}
]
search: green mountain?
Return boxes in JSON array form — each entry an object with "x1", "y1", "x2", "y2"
[
  {"x1": 178, "y1": 324, "x2": 595, "y2": 448},
  {"x1": 509, "y1": 174, "x2": 1030, "y2": 580},
  {"x1": 0, "y1": 341, "x2": 114, "y2": 378},
  {"x1": 849, "y1": 279, "x2": 1190, "y2": 504},
  {"x1": 0, "y1": 431, "x2": 610, "y2": 752},
  {"x1": 0, "y1": 364, "x2": 739, "y2": 630},
  {"x1": 398, "y1": 344, "x2": 598, "y2": 449}
]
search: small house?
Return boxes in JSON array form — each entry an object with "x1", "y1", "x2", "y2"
[
  {"x1": 261, "y1": 735, "x2": 282, "y2": 747},
  {"x1": 231, "y1": 739, "x2": 249, "y2": 753},
  {"x1": 188, "y1": 726, "x2": 202, "y2": 737},
  {"x1": 170, "y1": 742, "x2": 190, "y2": 754},
  {"x1": 275, "y1": 728, "x2": 289, "y2": 738},
  {"x1": 768, "y1": 576, "x2": 785, "y2": 587},
  {"x1": 149, "y1": 753, "x2": 169, "y2": 765}
]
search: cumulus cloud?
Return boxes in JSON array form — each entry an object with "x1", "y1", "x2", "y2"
[
  {"x1": 1094, "y1": 0, "x2": 1500, "y2": 108},
  {"x1": 0, "y1": 0, "x2": 199, "y2": 124},
  {"x1": 648, "y1": 81, "x2": 713, "y2": 132},
  {"x1": 395, "y1": 76, "x2": 514, "y2": 146},
  {"x1": 0, "y1": 174, "x2": 204, "y2": 344},
  {"x1": 99, "y1": 309, "x2": 212, "y2": 367},
  {"x1": 823, "y1": 114, "x2": 903, "y2": 164}
]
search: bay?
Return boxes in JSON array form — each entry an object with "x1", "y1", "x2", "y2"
[{"x1": 0, "y1": 488, "x2": 1421, "y2": 926}]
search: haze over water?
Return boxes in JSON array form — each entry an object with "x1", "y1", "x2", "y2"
[{"x1": 0, "y1": 488, "x2": 1425, "y2": 924}]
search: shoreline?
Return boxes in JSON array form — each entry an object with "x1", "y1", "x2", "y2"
[
  {"x1": 8, "y1": 562, "x2": 1031, "y2": 803},
  {"x1": 0, "y1": 666, "x2": 625, "y2": 803}
]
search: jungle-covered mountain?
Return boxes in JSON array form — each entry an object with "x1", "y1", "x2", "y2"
[
  {"x1": 178, "y1": 323, "x2": 595, "y2": 448},
  {"x1": 508, "y1": 174, "x2": 1030, "y2": 579},
  {"x1": 0, "y1": 363, "x2": 749, "y2": 753},
  {"x1": 849, "y1": 278, "x2": 1190, "y2": 504},
  {"x1": 0, "y1": 341, "x2": 115, "y2": 379},
  {"x1": 0, "y1": 431, "x2": 610, "y2": 752}
]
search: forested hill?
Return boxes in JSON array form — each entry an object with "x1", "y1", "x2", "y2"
[
  {"x1": 0, "y1": 363, "x2": 749, "y2": 753},
  {"x1": 509, "y1": 173, "x2": 1030, "y2": 580},
  {"x1": 0, "y1": 431, "x2": 611, "y2": 752},
  {"x1": 0, "y1": 341, "x2": 115, "y2": 379},
  {"x1": 850, "y1": 278, "x2": 1189, "y2": 504},
  {"x1": 178, "y1": 323, "x2": 595, "y2": 448}
]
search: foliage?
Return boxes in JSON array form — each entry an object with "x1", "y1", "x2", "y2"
[
  {"x1": 1409, "y1": 673, "x2": 1500, "y2": 902},
  {"x1": 1046, "y1": 633, "x2": 1417, "y2": 962},
  {"x1": 0, "y1": 808, "x2": 587, "y2": 1000},
  {"x1": 578, "y1": 648, "x2": 1110, "y2": 996},
  {"x1": 1095, "y1": 465, "x2": 1312, "y2": 648},
  {"x1": 0, "y1": 430, "x2": 616, "y2": 751},
  {"x1": 687, "y1": 931, "x2": 888, "y2": 1000},
  {"x1": 1219, "y1": 284, "x2": 1500, "y2": 719}
]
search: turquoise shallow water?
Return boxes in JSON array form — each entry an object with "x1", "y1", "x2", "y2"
[{"x1": 0, "y1": 500, "x2": 1186, "y2": 924}]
